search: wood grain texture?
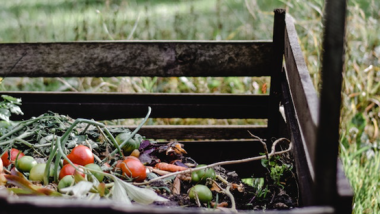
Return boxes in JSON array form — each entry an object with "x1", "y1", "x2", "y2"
[
  {"x1": 267, "y1": 9, "x2": 286, "y2": 144},
  {"x1": 314, "y1": 0, "x2": 349, "y2": 207},
  {"x1": 0, "y1": 187, "x2": 335, "y2": 214},
  {"x1": 118, "y1": 125, "x2": 267, "y2": 140},
  {"x1": 0, "y1": 41, "x2": 272, "y2": 77},
  {"x1": 284, "y1": 15, "x2": 319, "y2": 168},
  {"x1": 0, "y1": 92, "x2": 269, "y2": 120},
  {"x1": 281, "y1": 80, "x2": 314, "y2": 206}
]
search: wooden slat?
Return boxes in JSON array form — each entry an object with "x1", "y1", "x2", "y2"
[
  {"x1": 0, "y1": 92, "x2": 269, "y2": 120},
  {"x1": 0, "y1": 187, "x2": 335, "y2": 214},
  {"x1": 336, "y1": 159, "x2": 353, "y2": 213},
  {"x1": 178, "y1": 140, "x2": 267, "y2": 178},
  {"x1": 281, "y1": 80, "x2": 314, "y2": 206},
  {"x1": 122, "y1": 125, "x2": 267, "y2": 140},
  {"x1": 314, "y1": 0, "x2": 349, "y2": 207},
  {"x1": 0, "y1": 41, "x2": 272, "y2": 77},
  {"x1": 267, "y1": 9, "x2": 286, "y2": 144},
  {"x1": 284, "y1": 15, "x2": 319, "y2": 169}
]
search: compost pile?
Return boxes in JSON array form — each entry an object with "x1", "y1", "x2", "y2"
[{"x1": 0, "y1": 95, "x2": 298, "y2": 211}]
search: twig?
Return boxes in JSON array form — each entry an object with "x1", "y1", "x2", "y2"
[
  {"x1": 135, "y1": 138, "x2": 292, "y2": 186},
  {"x1": 247, "y1": 130, "x2": 269, "y2": 160},
  {"x1": 225, "y1": 184, "x2": 237, "y2": 212}
]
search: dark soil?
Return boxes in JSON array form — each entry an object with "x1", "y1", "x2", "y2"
[{"x1": 145, "y1": 142, "x2": 299, "y2": 211}]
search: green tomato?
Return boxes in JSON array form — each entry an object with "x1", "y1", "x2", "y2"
[
  {"x1": 29, "y1": 163, "x2": 54, "y2": 182},
  {"x1": 115, "y1": 132, "x2": 140, "y2": 155},
  {"x1": 58, "y1": 175, "x2": 75, "y2": 191},
  {"x1": 189, "y1": 184, "x2": 213, "y2": 203},
  {"x1": 85, "y1": 163, "x2": 104, "y2": 182},
  {"x1": 191, "y1": 164, "x2": 216, "y2": 183},
  {"x1": 17, "y1": 156, "x2": 37, "y2": 172}
]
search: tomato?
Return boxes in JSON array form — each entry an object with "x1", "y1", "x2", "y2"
[
  {"x1": 1, "y1": 148, "x2": 25, "y2": 167},
  {"x1": 189, "y1": 184, "x2": 213, "y2": 203},
  {"x1": 116, "y1": 132, "x2": 140, "y2": 155},
  {"x1": 85, "y1": 163, "x2": 104, "y2": 182},
  {"x1": 191, "y1": 164, "x2": 216, "y2": 184},
  {"x1": 29, "y1": 163, "x2": 53, "y2": 182},
  {"x1": 17, "y1": 156, "x2": 37, "y2": 172},
  {"x1": 63, "y1": 145, "x2": 94, "y2": 166},
  {"x1": 59, "y1": 164, "x2": 85, "y2": 180},
  {"x1": 57, "y1": 175, "x2": 75, "y2": 191},
  {"x1": 120, "y1": 156, "x2": 146, "y2": 182}
]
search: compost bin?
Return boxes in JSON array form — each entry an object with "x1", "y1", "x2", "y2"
[{"x1": 0, "y1": 2, "x2": 353, "y2": 214}]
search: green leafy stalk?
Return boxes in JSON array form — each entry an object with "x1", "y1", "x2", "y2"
[
  {"x1": 44, "y1": 139, "x2": 59, "y2": 185},
  {"x1": 109, "y1": 107, "x2": 151, "y2": 157}
]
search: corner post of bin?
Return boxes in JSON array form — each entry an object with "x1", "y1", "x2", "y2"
[
  {"x1": 267, "y1": 9, "x2": 286, "y2": 146},
  {"x1": 314, "y1": 0, "x2": 349, "y2": 211}
]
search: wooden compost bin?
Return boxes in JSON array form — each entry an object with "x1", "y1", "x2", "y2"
[{"x1": 0, "y1": 7, "x2": 353, "y2": 214}]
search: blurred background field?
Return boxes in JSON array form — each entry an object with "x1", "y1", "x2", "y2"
[{"x1": 0, "y1": 0, "x2": 379, "y2": 213}]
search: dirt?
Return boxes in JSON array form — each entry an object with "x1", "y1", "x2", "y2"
[{"x1": 143, "y1": 142, "x2": 299, "y2": 211}]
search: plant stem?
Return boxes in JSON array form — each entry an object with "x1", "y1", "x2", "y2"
[
  {"x1": 0, "y1": 114, "x2": 44, "y2": 141},
  {"x1": 108, "y1": 107, "x2": 151, "y2": 157},
  {"x1": 135, "y1": 138, "x2": 292, "y2": 186}
]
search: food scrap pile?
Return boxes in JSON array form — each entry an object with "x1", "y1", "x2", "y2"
[{"x1": 0, "y1": 96, "x2": 298, "y2": 211}]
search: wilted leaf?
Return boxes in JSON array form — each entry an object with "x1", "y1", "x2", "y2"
[
  {"x1": 112, "y1": 178, "x2": 132, "y2": 205},
  {"x1": 112, "y1": 176, "x2": 168, "y2": 205},
  {"x1": 60, "y1": 181, "x2": 93, "y2": 197},
  {"x1": 0, "y1": 109, "x2": 11, "y2": 122},
  {"x1": 98, "y1": 183, "x2": 106, "y2": 197}
]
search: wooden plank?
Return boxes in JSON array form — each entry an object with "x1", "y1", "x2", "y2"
[
  {"x1": 0, "y1": 92, "x2": 269, "y2": 120},
  {"x1": 336, "y1": 159, "x2": 353, "y2": 213},
  {"x1": 314, "y1": 0, "x2": 348, "y2": 207},
  {"x1": 0, "y1": 41, "x2": 272, "y2": 77},
  {"x1": 267, "y1": 9, "x2": 286, "y2": 144},
  {"x1": 281, "y1": 79, "x2": 314, "y2": 206},
  {"x1": 0, "y1": 187, "x2": 335, "y2": 214},
  {"x1": 118, "y1": 125, "x2": 267, "y2": 140},
  {"x1": 284, "y1": 15, "x2": 319, "y2": 169}
]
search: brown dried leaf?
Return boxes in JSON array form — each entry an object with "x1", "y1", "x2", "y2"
[
  {"x1": 231, "y1": 183, "x2": 244, "y2": 192},
  {"x1": 171, "y1": 176, "x2": 181, "y2": 195},
  {"x1": 210, "y1": 182, "x2": 223, "y2": 193},
  {"x1": 174, "y1": 143, "x2": 187, "y2": 154}
]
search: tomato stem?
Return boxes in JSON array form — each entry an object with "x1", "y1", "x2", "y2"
[{"x1": 108, "y1": 107, "x2": 151, "y2": 158}]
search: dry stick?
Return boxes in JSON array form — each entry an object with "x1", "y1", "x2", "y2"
[
  {"x1": 247, "y1": 130, "x2": 269, "y2": 160},
  {"x1": 135, "y1": 138, "x2": 292, "y2": 186}
]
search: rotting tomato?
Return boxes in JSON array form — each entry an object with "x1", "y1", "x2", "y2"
[
  {"x1": 191, "y1": 164, "x2": 216, "y2": 184},
  {"x1": 29, "y1": 163, "x2": 54, "y2": 182},
  {"x1": 59, "y1": 164, "x2": 85, "y2": 180},
  {"x1": 120, "y1": 156, "x2": 146, "y2": 182},
  {"x1": 1, "y1": 148, "x2": 25, "y2": 167},
  {"x1": 63, "y1": 145, "x2": 94, "y2": 166},
  {"x1": 189, "y1": 184, "x2": 213, "y2": 203}
]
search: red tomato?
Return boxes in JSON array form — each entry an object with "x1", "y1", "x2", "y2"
[
  {"x1": 120, "y1": 156, "x2": 146, "y2": 182},
  {"x1": 59, "y1": 164, "x2": 85, "y2": 180},
  {"x1": 1, "y1": 148, "x2": 25, "y2": 167},
  {"x1": 63, "y1": 145, "x2": 94, "y2": 166}
]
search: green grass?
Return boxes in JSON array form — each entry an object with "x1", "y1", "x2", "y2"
[{"x1": 1, "y1": 0, "x2": 380, "y2": 213}]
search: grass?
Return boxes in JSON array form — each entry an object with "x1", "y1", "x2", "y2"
[{"x1": 0, "y1": 0, "x2": 380, "y2": 213}]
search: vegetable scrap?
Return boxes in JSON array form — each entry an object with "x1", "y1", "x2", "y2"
[{"x1": 0, "y1": 95, "x2": 298, "y2": 211}]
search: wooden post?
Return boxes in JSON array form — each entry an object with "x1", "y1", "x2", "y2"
[
  {"x1": 314, "y1": 0, "x2": 348, "y2": 208},
  {"x1": 267, "y1": 9, "x2": 286, "y2": 145}
]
